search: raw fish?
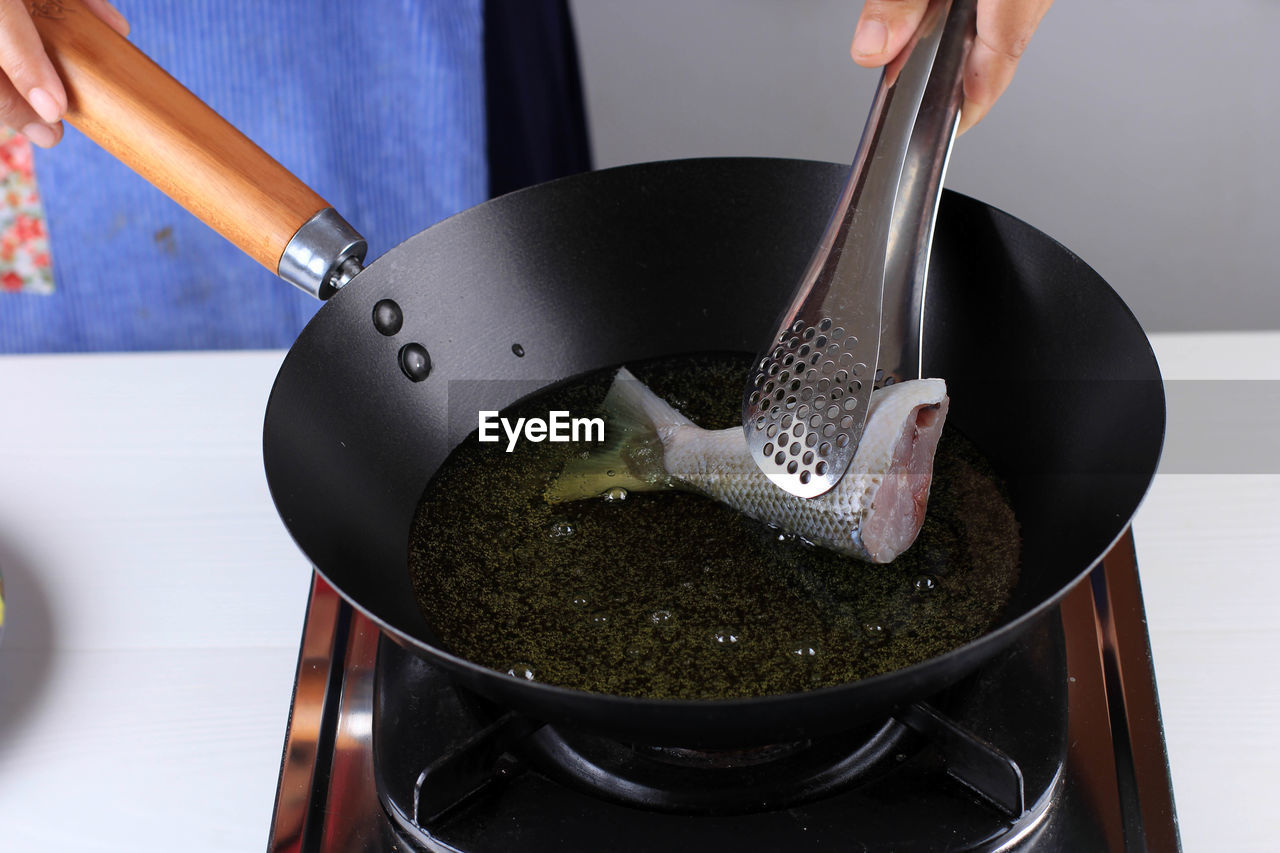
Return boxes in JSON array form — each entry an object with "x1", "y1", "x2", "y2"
[{"x1": 546, "y1": 368, "x2": 949, "y2": 562}]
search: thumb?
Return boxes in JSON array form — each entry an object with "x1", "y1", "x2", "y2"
[{"x1": 850, "y1": 0, "x2": 931, "y2": 67}]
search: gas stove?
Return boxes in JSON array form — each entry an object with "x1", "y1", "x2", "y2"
[{"x1": 267, "y1": 530, "x2": 1178, "y2": 852}]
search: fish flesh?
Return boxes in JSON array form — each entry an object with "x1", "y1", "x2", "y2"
[{"x1": 546, "y1": 368, "x2": 950, "y2": 562}]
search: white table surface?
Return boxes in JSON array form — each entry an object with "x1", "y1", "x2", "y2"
[{"x1": 0, "y1": 332, "x2": 1276, "y2": 852}]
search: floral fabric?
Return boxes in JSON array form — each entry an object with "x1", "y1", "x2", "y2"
[{"x1": 0, "y1": 129, "x2": 53, "y2": 295}]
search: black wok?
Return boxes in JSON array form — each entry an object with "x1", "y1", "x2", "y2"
[{"x1": 41, "y1": 8, "x2": 1164, "y2": 748}]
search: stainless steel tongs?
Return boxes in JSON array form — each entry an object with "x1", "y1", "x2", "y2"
[{"x1": 742, "y1": 0, "x2": 977, "y2": 498}]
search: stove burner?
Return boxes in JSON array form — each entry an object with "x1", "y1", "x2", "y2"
[
  {"x1": 644, "y1": 740, "x2": 814, "y2": 767},
  {"x1": 520, "y1": 719, "x2": 909, "y2": 814},
  {"x1": 372, "y1": 611, "x2": 1067, "y2": 852}
]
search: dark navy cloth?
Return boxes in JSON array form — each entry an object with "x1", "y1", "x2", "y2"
[
  {"x1": 1, "y1": 0, "x2": 589, "y2": 353},
  {"x1": 485, "y1": 0, "x2": 592, "y2": 198}
]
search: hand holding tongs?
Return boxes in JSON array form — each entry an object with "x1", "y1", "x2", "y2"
[{"x1": 742, "y1": 0, "x2": 977, "y2": 498}]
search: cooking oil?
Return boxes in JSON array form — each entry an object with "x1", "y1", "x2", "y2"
[{"x1": 409, "y1": 354, "x2": 1019, "y2": 700}]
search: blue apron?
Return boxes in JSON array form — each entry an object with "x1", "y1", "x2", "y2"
[{"x1": 4, "y1": 0, "x2": 487, "y2": 352}]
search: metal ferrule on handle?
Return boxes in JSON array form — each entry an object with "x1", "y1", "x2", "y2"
[
  {"x1": 742, "y1": 0, "x2": 976, "y2": 499},
  {"x1": 278, "y1": 209, "x2": 368, "y2": 300}
]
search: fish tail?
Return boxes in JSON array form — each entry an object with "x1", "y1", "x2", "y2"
[
  {"x1": 545, "y1": 367, "x2": 688, "y2": 503},
  {"x1": 604, "y1": 366, "x2": 692, "y2": 435}
]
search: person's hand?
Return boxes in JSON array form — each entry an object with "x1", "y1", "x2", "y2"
[
  {"x1": 0, "y1": 0, "x2": 129, "y2": 148},
  {"x1": 850, "y1": 0, "x2": 1052, "y2": 133}
]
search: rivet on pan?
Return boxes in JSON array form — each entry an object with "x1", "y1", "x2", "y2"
[
  {"x1": 372, "y1": 299, "x2": 404, "y2": 336},
  {"x1": 511, "y1": 343, "x2": 526, "y2": 357},
  {"x1": 398, "y1": 343, "x2": 432, "y2": 382},
  {"x1": 915, "y1": 575, "x2": 938, "y2": 592}
]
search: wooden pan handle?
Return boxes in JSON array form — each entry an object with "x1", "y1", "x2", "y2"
[{"x1": 30, "y1": 0, "x2": 364, "y2": 295}]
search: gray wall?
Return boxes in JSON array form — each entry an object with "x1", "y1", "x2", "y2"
[{"x1": 569, "y1": 0, "x2": 1280, "y2": 332}]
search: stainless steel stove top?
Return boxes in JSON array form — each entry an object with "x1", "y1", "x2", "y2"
[{"x1": 267, "y1": 530, "x2": 1178, "y2": 852}]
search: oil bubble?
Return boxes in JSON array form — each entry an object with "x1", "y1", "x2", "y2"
[
  {"x1": 603, "y1": 487, "x2": 629, "y2": 502},
  {"x1": 713, "y1": 629, "x2": 741, "y2": 646},
  {"x1": 863, "y1": 623, "x2": 886, "y2": 640},
  {"x1": 547, "y1": 520, "x2": 575, "y2": 539},
  {"x1": 791, "y1": 645, "x2": 818, "y2": 657},
  {"x1": 506, "y1": 663, "x2": 536, "y2": 680},
  {"x1": 914, "y1": 575, "x2": 938, "y2": 592},
  {"x1": 589, "y1": 611, "x2": 610, "y2": 626},
  {"x1": 571, "y1": 595, "x2": 589, "y2": 607},
  {"x1": 606, "y1": 469, "x2": 617, "y2": 477},
  {"x1": 650, "y1": 609, "x2": 674, "y2": 626}
]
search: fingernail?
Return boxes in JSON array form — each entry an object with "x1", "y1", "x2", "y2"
[
  {"x1": 28, "y1": 87, "x2": 63, "y2": 124},
  {"x1": 22, "y1": 122, "x2": 58, "y2": 149},
  {"x1": 852, "y1": 19, "x2": 889, "y2": 56}
]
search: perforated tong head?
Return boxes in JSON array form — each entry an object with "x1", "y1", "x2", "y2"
[{"x1": 742, "y1": 0, "x2": 977, "y2": 498}]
